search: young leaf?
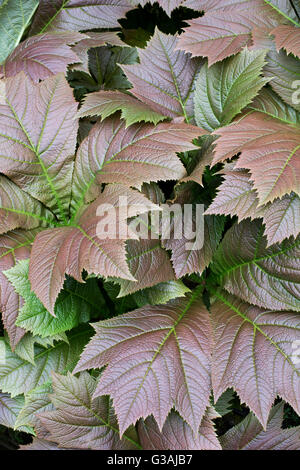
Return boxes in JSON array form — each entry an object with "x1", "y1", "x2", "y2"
[
  {"x1": 194, "y1": 48, "x2": 268, "y2": 131},
  {"x1": 271, "y1": 24, "x2": 300, "y2": 58},
  {"x1": 29, "y1": 0, "x2": 133, "y2": 33},
  {"x1": 138, "y1": 409, "x2": 221, "y2": 450},
  {"x1": 0, "y1": 230, "x2": 37, "y2": 349},
  {"x1": 0, "y1": 327, "x2": 91, "y2": 397},
  {"x1": 220, "y1": 403, "x2": 300, "y2": 450},
  {"x1": 211, "y1": 291, "x2": 300, "y2": 428},
  {"x1": 0, "y1": 72, "x2": 78, "y2": 220},
  {"x1": 0, "y1": 32, "x2": 85, "y2": 82},
  {"x1": 38, "y1": 372, "x2": 141, "y2": 450},
  {"x1": 211, "y1": 219, "x2": 300, "y2": 311},
  {"x1": 121, "y1": 28, "x2": 202, "y2": 121},
  {"x1": 0, "y1": 0, "x2": 38, "y2": 64},
  {"x1": 74, "y1": 290, "x2": 212, "y2": 435},
  {"x1": 77, "y1": 90, "x2": 167, "y2": 126},
  {"x1": 212, "y1": 112, "x2": 300, "y2": 205}
]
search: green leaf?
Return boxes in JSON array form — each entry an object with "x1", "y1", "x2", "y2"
[
  {"x1": 0, "y1": 326, "x2": 91, "y2": 397},
  {"x1": 0, "y1": 392, "x2": 32, "y2": 433},
  {"x1": 211, "y1": 219, "x2": 300, "y2": 311},
  {"x1": 77, "y1": 90, "x2": 167, "y2": 126},
  {"x1": 133, "y1": 281, "x2": 191, "y2": 307},
  {"x1": 14, "y1": 383, "x2": 53, "y2": 435},
  {"x1": 4, "y1": 259, "x2": 103, "y2": 338},
  {"x1": 194, "y1": 48, "x2": 268, "y2": 131},
  {"x1": 0, "y1": 0, "x2": 39, "y2": 64}
]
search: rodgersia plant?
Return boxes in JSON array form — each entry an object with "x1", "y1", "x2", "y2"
[{"x1": 0, "y1": 0, "x2": 299, "y2": 451}]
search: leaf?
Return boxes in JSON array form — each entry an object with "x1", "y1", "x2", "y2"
[
  {"x1": 205, "y1": 168, "x2": 300, "y2": 245},
  {"x1": 0, "y1": 392, "x2": 31, "y2": 432},
  {"x1": 74, "y1": 290, "x2": 212, "y2": 435},
  {"x1": 0, "y1": 230, "x2": 37, "y2": 349},
  {"x1": 138, "y1": 409, "x2": 221, "y2": 450},
  {"x1": 77, "y1": 90, "x2": 167, "y2": 126},
  {"x1": 133, "y1": 280, "x2": 190, "y2": 307},
  {"x1": 249, "y1": 87, "x2": 300, "y2": 124},
  {"x1": 29, "y1": 0, "x2": 133, "y2": 33},
  {"x1": 29, "y1": 185, "x2": 159, "y2": 315},
  {"x1": 0, "y1": 175, "x2": 56, "y2": 234},
  {"x1": 220, "y1": 403, "x2": 300, "y2": 450},
  {"x1": 0, "y1": 72, "x2": 78, "y2": 220},
  {"x1": 0, "y1": 32, "x2": 85, "y2": 82},
  {"x1": 163, "y1": 214, "x2": 225, "y2": 278},
  {"x1": 176, "y1": 0, "x2": 282, "y2": 65},
  {"x1": 211, "y1": 218, "x2": 300, "y2": 311},
  {"x1": 15, "y1": 383, "x2": 54, "y2": 437},
  {"x1": 38, "y1": 372, "x2": 141, "y2": 450},
  {"x1": 212, "y1": 112, "x2": 300, "y2": 205},
  {"x1": 71, "y1": 117, "x2": 200, "y2": 211},
  {"x1": 4, "y1": 259, "x2": 102, "y2": 337},
  {"x1": 113, "y1": 239, "x2": 175, "y2": 297},
  {"x1": 0, "y1": 0, "x2": 39, "y2": 64},
  {"x1": 121, "y1": 28, "x2": 202, "y2": 120},
  {"x1": 88, "y1": 45, "x2": 138, "y2": 90},
  {"x1": 0, "y1": 327, "x2": 91, "y2": 397},
  {"x1": 271, "y1": 24, "x2": 300, "y2": 58},
  {"x1": 214, "y1": 389, "x2": 235, "y2": 416},
  {"x1": 71, "y1": 32, "x2": 126, "y2": 73},
  {"x1": 20, "y1": 439, "x2": 63, "y2": 450},
  {"x1": 194, "y1": 48, "x2": 268, "y2": 131},
  {"x1": 129, "y1": 0, "x2": 184, "y2": 16},
  {"x1": 211, "y1": 292, "x2": 300, "y2": 428},
  {"x1": 264, "y1": 46, "x2": 300, "y2": 112}
]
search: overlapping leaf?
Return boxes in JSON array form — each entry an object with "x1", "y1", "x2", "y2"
[
  {"x1": 138, "y1": 409, "x2": 221, "y2": 450},
  {"x1": 220, "y1": 403, "x2": 300, "y2": 450},
  {"x1": 0, "y1": 0, "x2": 38, "y2": 63},
  {"x1": 0, "y1": 230, "x2": 37, "y2": 349},
  {"x1": 4, "y1": 259, "x2": 103, "y2": 337},
  {"x1": 0, "y1": 72, "x2": 78, "y2": 219},
  {"x1": 121, "y1": 28, "x2": 202, "y2": 120},
  {"x1": 0, "y1": 326, "x2": 90, "y2": 396},
  {"x1": 176, "y1": 0, "x2": 283, "y2": 65},
  {"x1": 211, "y1": 292, "x2": 300, "y2": 428},
  {"x1": 29, "y1": 185, "x2": 159, "y2": 315},
  {"x1": 75, "y1": 290, "x2": 212, "y2": 435},
  {"x1": 211, "y1": 219, "x2": 300, "y2": 311},
  {"x1": 206, "y1": 168, "x2": 300, "y2": 245},
  {"x1": 39, "y1": 372, "x2": 141, "y2": 450},
  {"x1": 77, "y1": 90, "x2": 166, "y2": 126},
  {"x1": 194, "y1": 48, "x2": 268, "y2": 131},
  {"x1": 271, "y1": 24, "x2": 300, "y2": 58},
  {"x1": 29, "y1": 0, "x2": 133, "y2": 33},
  {"x1": 0, "y1": 32, "x2": 85, "y2": 82},
  {"x1": 212, "y1": 112, "x2": 300, "y2": 205},
  {"x1": 264, "y1": 46, "x2": 300, "y2": 112}
]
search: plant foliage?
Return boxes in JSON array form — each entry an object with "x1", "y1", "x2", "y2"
[{"x1": 0, "y1": 0, "x2": 299, "y2": 451}]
